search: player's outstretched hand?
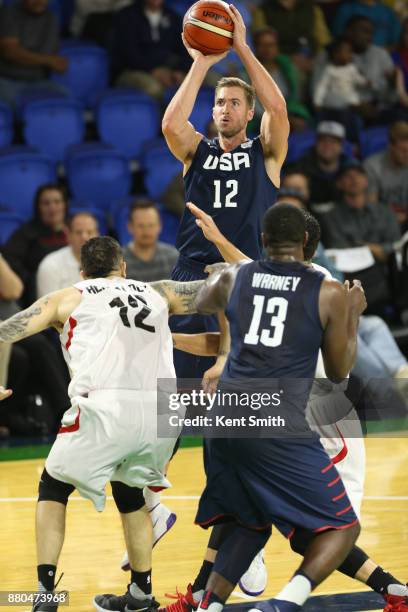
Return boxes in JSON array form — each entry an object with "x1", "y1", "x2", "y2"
[
  {"x1": 187, "y1": 202, "x2": 226, "y2": 245},
  {"x1": 0, "y1": 386, "x2": 12, "y2": 401},
  {"x1": 346, "y1": 279, "x2": 367, "y2": 316},
  {"x1": 226, "y1": 4, "x2": 247, "y2": 53},
  {"x1": 182, "y1": 33, "x2": 228, "y2": 66}
]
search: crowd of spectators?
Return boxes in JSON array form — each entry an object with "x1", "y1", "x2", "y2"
[{"x1": 0, "y1": 0, "x2": 408, "y2": 437}]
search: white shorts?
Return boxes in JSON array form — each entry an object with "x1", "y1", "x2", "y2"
[
  {"x1": 46, "y1": 389, "x2": 178, "y2": 511},
  {"x1": 307, "y1": 391, "x2": 366, "y2": 518}
]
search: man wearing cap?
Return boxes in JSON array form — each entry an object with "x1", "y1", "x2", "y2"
[
  {"x1": 320, "y1": 160, "x2": 400, "y2": 313},
  {"x1": 291, "y1": 121, "x2": 350, "y2": 207}
]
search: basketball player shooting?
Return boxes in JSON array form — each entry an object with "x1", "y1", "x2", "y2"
[{"x1": 162, "y1": 2, "x2": 289, "y2": 381}]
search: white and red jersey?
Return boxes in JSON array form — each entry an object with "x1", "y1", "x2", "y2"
[{"x1": 60, "y1": 277, "x2": 175, "y2": 398}]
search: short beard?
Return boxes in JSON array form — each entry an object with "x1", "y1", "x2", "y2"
[{"x1": 218, "y1": 124, "x2": 244, "y2": 139}]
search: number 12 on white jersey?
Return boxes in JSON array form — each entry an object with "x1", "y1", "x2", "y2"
[
  {"x1": 244, "y1": 295, "x2": 288, "y2": 347},
  {"x1": 213, "y1": 179, "x2": 238, "y2": 208}
]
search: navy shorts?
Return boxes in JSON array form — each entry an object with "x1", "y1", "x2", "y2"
[
  {"x1": 195, "y1": 435, "x2": 358, "y2": 537},
  {"x1": 170, "y1": 255, "x2": 218, "y2": 379}
]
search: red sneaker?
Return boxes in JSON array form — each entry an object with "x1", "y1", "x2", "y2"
[
  {"x1": 160, "y1": 585, "x2": 200, "y2": 612},
  {"x1": 384, "y1": 594, "x2": 408, "y2": 611}
]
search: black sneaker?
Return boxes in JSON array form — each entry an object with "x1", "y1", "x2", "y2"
[{"x1": 93, "y1": 588, "x2": 160, "y2": 612}]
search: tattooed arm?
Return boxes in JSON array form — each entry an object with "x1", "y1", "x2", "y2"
[
  {"x1": 0, "y1": 286, "x2": 81, "y2": 343},
  {"x1": 150, "y1": 280, "x2": 205, "y2": 315},
  {"x1": 0, "y1": 295, "x2": 59, "y2": 343}
]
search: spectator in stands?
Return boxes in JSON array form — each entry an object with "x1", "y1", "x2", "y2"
[
  {"x1": 364, "y1": 121, "x2": 408, "y2": 229},
  {"x1": 281, "y1": 170, "x2": 311, "y2": 203},
  {"x1": 252, "y1": 0, "x2": 331, "y2": 56},
  {"x1": 0, "y1": 254, "x2": 68, "y2": 435},
  {"x1": 291, "y1": 121, "x2": 350, "y2": 205},
  {"x1": 321, "y1": 161, "x2": 400, "y2": 312},
  {"x1": 36, "y1": 212, "x2": 99, "y2": 297},
  {"x1": 313, "y1": 38, "x2": 367, "y2": 143},
  {"x1": 313, "y1": 15, "x2": 397, "y2": 125},
  {"x1": 246, "y1": 28, "x2": 312, "y2": 132},
  {"x1": 2, "y1": 184, "x2": 68, "y2": 305},
  {"x1": 123, "y1": 200, "x2": 178, "y2": 282},
  {"x1": 384, "y1": 0, "x2": 408, "y2": 20},
  {"x1": 112, "y1": 0, "x2": 188, "y2": 100},
  {"x1": 70, "y1": 0, "x2": 132, "y2": 47},
  {"x1": 332, "y1": 0, "x2": 401, "y2": 48},
  {"x1": 0, "y1": 0, "x2": 69, "y2": 106}
]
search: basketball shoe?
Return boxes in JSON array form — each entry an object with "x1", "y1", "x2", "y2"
[
  {"x1": 384, "y1": 594, "x2": 408, "y2": 611},
  {"x1": 239, "y1": 549, "x2": 268, "y2": 596},
  {"x1": 93, "y1": 586, "x2": 159, "y2": 612},
  {"x1": 121, "y1": 504, "x2": 176, "y2": 571},
  {"x1": 32, "y1": 600, "x2": 58, "y2": 612},
  {"x1": 159, "y1": 584, "x2": 200, "y2": 612}
]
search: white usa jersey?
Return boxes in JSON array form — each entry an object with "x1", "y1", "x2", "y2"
[{"x1": 60, "y1": 277, "x2": 175, "y2": 398}]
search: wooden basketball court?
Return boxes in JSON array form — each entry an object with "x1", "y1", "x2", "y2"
[{"x1": 0, "y1": 436, "x2": 407, "y2": 611}]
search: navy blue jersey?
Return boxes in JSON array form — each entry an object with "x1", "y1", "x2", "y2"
[
  {"x1": 223, "y1": 259, "x2": 325, "y2": 380},
  {"x1": 177, "y1": 136, "x2": 278, "y2": 265}
]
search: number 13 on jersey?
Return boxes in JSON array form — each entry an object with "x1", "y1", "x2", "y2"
[
  {"x1": 213, "y1": 179, "x2": 238, "y2": 208},
  {"x1": 244, "y1": 295, "x2": 288, "y2": 347}
]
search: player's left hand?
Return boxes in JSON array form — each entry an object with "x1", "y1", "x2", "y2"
[
  {"x1": 202, "y1": 359, "x2": 226, "y2": 394},
  {"x1": 226, "y1": 4, "x2": 247, "y2": 53}
]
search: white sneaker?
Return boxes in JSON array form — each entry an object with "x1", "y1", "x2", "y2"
[
  {"x1": 239, "y1": 549, "x2": 268, "y2": 597},
  {"x1": 120, "y1": 503, "x2": 177, "y2": 571}
]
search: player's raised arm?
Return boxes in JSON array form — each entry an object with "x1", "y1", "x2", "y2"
[
  {"x1": 226, "y1": 4, "x2": 289, "y2": 186},
  {"x1": 162, "y1": 37, "x2": 227, "y2": 168},
  {"x1": 320, "y1": 279, "x2": 367, "y2": 380},
  {"x1": 187, "y1": 202, "x2": 251, "y2": 263}
]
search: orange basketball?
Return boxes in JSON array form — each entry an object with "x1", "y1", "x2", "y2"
[{"x1": 183, "y1": 0, "x2": 234, "y2": 56}]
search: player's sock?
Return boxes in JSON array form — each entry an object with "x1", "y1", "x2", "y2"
[
  {"x1": 197, "y1": 590, "x2": 224, "y2": 612},
  {"x1": 130, "y1": 569, "x2": 152, "y2": 598},
  {"x1": 192, "y1": 560, "x2": 213, "y2": 601},
  {"x1": 37, "y1": 564, "x2": 56, "y2": 592},
  {"x1": 275, "y1": 571, "x2": 316, "y2": 607},
  {"x1": 144, "y1": 487, "x2": 161, "y2": 511},
  {"x1": 366, "y1": 567, "x2": 408, "y2": 596}
]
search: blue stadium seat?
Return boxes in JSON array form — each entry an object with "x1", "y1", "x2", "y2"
[
  {"x1": 0, "y1": 149, "x2": 56, "y2": 219},
  {"x1": 360, "y1": 126, "x2": 388, "y2": 159},
  {"x1": 23, "y1": 97, "x2": 85, "y2": 162},
  {"x1": 52, "y1": 43, "x2": 109, "y2": 107},
  {"x1": 66, "y1": 144, "x2": 131, "y2": 213},
  {"x1": 0, "y1": 212, "x2": 23, "y2": 244},
  {"x1": 286, "y1": 130, "x2": 354, "y2": 164},
  {"x1": 0, "y1": 101, "x2": 13, "y2": 148},
  {"x1": 141, "y1": 139, "x2": 182, "y2": 201},
  {"x1": 96, "y1": 89, "x2": 160, "y2": 160},
  {"x1": 15, "y1": 89, "x2": 68, "y2": 121},
  {"x1": 189, "y1": 88, "x2": 215, "y2": 134},
  {"x1": 172, "y1": 0, "x2": 191, "y2": 16},
  {"x1": 114, "y1": 198, "x2": 179, "y2": 246},
  {"x1": 286, "y1": 130, "x2": 317, "y2": 164}
]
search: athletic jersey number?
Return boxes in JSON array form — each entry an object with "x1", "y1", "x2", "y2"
[
  {"x1": 244, "y1": 295, "x2": 288, "y2": 347},
  {"x1": 213, "y1": 179, "x2": 238, "y2": 208},
  {"x1": 109, "y1": 294, "x2": 155, "y2": 333}
]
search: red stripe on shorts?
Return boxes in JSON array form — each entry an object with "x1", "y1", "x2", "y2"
[
  {"x1": 59, "y1": 408, "x2": 80, "y2": 434},
  {"x1": 65, "y1": 316, "x2": 77, "y2": 350}
]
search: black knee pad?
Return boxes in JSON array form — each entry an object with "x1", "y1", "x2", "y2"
[
  {"x1": 38, "y1": 469, "x2": 75, "y2": 506},
  {"x1": 111, "y1": 481, "x2": 145, "y2": 513}
]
